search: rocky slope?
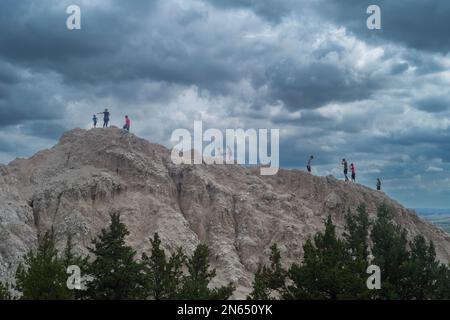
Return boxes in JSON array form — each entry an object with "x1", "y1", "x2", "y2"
[{"x1": 1, "y1": 127, "x2": 449, "y2": 298}]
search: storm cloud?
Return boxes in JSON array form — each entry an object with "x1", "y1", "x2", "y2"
[{"x1": 0, "y1": 0, "x2": 449, "y2": 208}]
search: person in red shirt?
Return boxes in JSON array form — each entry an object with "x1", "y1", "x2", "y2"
[
  {"x1": 123, "y1": 115, "x2": 131, "y2": 132},
  {"x1": 350, "y1": 163, "x2": 356, "y2": 182}
]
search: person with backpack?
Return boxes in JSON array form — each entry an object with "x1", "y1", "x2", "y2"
[
  {"x1": 92, "y1": 114, "x2": 98, "y2": 128},
  {"x1": 97, "y1": 108, "x2": 110, "y2": 128},
  {"x1": 376, "y1": 178, "x2": 382, "y2": 191},
  {"x1": 350, "y1": 163, "x2": 356, "y2": 182},
  {"x1": 342, "y1": 158, "x2": 349, "y2": 181},
  {"x1": 307, "y1": 155, "x2": 314, "y2": 173},
  {"x1": 123, "y1": 115, "x2": 131, "y2": 132}
]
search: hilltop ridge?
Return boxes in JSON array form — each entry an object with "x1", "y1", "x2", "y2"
[{"x1": 1, "y1": 127, "x2": 449, "y2": 298}]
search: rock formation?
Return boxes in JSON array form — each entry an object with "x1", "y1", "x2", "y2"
[{"x1": 1, "y1": 127, "x2": 449, "y2": 298}]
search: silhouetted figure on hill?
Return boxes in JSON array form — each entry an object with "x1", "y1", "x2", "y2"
[
  {"x1": 376, "y1": 178, "x2": 382, "y2": 191},
  {"x1": 307, "y1": 155, "x2": 314, "y2": 173},
  {"x1": 92, "y1": 114, "x2": 97, "y2": 128},
  {"x1": 97, "y1": 108, "x2": 110, "y2": 127},
  {"x1": 342, "y1": 158, "x2": 349, "y2": 181}
]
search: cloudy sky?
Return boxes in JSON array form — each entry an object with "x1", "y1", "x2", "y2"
[{"x1": 0, "y1": 0, "x2": 449, "y2": 208}]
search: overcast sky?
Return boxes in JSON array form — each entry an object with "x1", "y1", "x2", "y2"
[{"x1": 0, "y1": 0, "x2": 449, "y2": 208}]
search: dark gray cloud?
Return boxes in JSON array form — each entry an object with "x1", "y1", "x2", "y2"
[
  {"x1": 319, "y1": 0, "x2": 450, "y2": 53},
  {"x1": 206, "y1": 0, "x2": 450, "y2": 53},
  {"x1": 265, "y1": 60, "x2": 379, "y2": 110},
  {"x1": 416, "y1": 96, "x2": 450, "y2": 113},
  {"x1": 0, "y1": 0, "x2": 449, "y2": 207},
  {"x1": 204, "y1": 0, "x2": 301, "y2": 23},
  {"x1": 390, "y1": 62, "x2": 409, "y2": 75},
  {"x1": 0, "y1": 73, "x2": 66, "y2": 127}
]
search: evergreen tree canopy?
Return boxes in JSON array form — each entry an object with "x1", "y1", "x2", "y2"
[
  {"x1": 435, "y1": 263, "x2": 450, "y2": 299},
  {"x1": 371, "y1": 205, "x2": 410, "y2": 299},
  {"x1": 0, "y1": 282, "x2": 11, "y2": 300},
  {"x1": 341, "y1": 205, "x2": 372, "y2": 299},
  {"x1": 62, "y1": 233, "x2": 87, "y2": 270},
  {"x1": 141, "y1": 233, "x2": 185, "y2": 299},
  {"x1": 179, "y1": 244, "x2": 235, "y2": 299},
  {"x1": 5, "y1": 204, "x2": 450, "y2": 301},
  {"x1": 63, "y1": 233, "x2": 89, "y2": 299},
  {"x1": 285, "y1": 215, "x2": 362, "y2": 299},
  {"x1": 15, "y1": 230, "x2": 72, "y2": 300},
  {"x1": 344, "y1": 205, "x2": 370, "y2": 259},
  {"x1": 403, "y1": 235, "x2": 440, "y2": 299},
  {"x1": 248, "y1": 244, "x2": 287, "y2": 300},
  {"x1": 84, "y1": 213, "x2": 144, "y2": 300}
]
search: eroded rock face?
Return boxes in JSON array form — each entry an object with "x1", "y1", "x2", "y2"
[
  {"x1": 1, "y1": 127, "x2": 450, "y2": 298},
  {"x1": 0, "y1": 166, "x2": 37, "y2": 280}
]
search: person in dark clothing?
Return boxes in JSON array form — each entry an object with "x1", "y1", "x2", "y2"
[
  {"x1": 307, "y1": 155, "x2": 314, "y2": 173},
  {"x1": 92, "y1": 114, "x2": 97, "y2": 128},
  {"x1": 350, "y1": 163, "x2": 356, "y2": 182},
  {"x1": 342, "y1": 158, "x2": 349, "y2": 181},
  {"x1": 97, "y1": 108, "x2": 110, "y2": 127},
  {"x1": 376, "y1": 178, "x2": 382, "y2": 190}
]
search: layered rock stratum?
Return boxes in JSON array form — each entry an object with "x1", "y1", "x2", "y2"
[{"x1": 1, "y1": 127, "x2": 449, "y2": 298}]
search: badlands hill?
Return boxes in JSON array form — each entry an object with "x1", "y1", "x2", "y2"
[{"x1": 1, "y1": 127, "x2": 449, "y2": 297}]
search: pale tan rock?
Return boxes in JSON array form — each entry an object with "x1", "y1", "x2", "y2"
[{"x1": 1, "y1": 127, "x2": 449, "y2": 298}]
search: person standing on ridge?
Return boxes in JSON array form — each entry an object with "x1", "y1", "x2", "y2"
[
  {"x1": 97, "y1": 108, "x2": 110, "y2": 128},
  {"x1": 92, "y1": 114, "x2": 97, "y2": 128},
  {"x1": 123, "y1": 115, "x2": 131, "y2": 132},
  {"x1": 350, "y1": 163, "x2": 356, "y2": 182},
  {"x1": 376, "y1": 178, "x2": 382, "y2": 191},
  {"x1": 307, "y1": 155, "x2": 314, "y2": 173},
  {"x1": 342, "y1": 158, "x2": 349, "y2": 181}
]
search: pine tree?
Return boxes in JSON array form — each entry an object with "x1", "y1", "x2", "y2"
[
  {"x1": 63, "y1": 233, "x2": 89, "y2": 299},
  {"x1": 248, "y1": 204, "x2": 450, "y2": 300},
  {"x1": 435, "y1": 263, "x2": 450, "y2": 299},
  {"x1": 344, "y1": 205, "x2": 370, "y2": 259},
  {"x1": 371, "y1": 205, "x2": 410, "y2": 299},
  {"x1": 0, "y1": 282, "x2": 12, "y2": 300},
  {"x1": 403, "y1": 235, "x2": 440, "y2": 299},
  {"x1": 141, "y1": 233, "x2": 185, "y2": 299},
  {"x1": 62, "y1": 233, "x2": 86, "y2": 269},
  {"x1": 15, "y1": 230, "x2": 72, "y2": 300},
  {"x1": 179, "y1": 244, "x2": 235, "y2": 299},
  {"x1": 285, "y1": 216, "x2": 357, "y2": 299},
  {"x1": 341, "y1": 205, "x2": 371, "y2": 299},
  {"x1": 247, "y1": 244, "x2": 287, "y2": 300},
  {"x1": 84, "y1": 213, "x2": 144, "y2": 300}
]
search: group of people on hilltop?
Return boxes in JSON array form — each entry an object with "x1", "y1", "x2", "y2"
[
  {"x1": 341, "y1": 158, "x2": 356, "y2": 182},
  {"x1": 307, "y1": 155, "x2": 382, "y2": 191},
  {"x1": 88, "y1": 112, "x2": 383, "y2": 191},
  {"x1": 92, "y1": 108, "x2": 131, "y2": 132}
]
